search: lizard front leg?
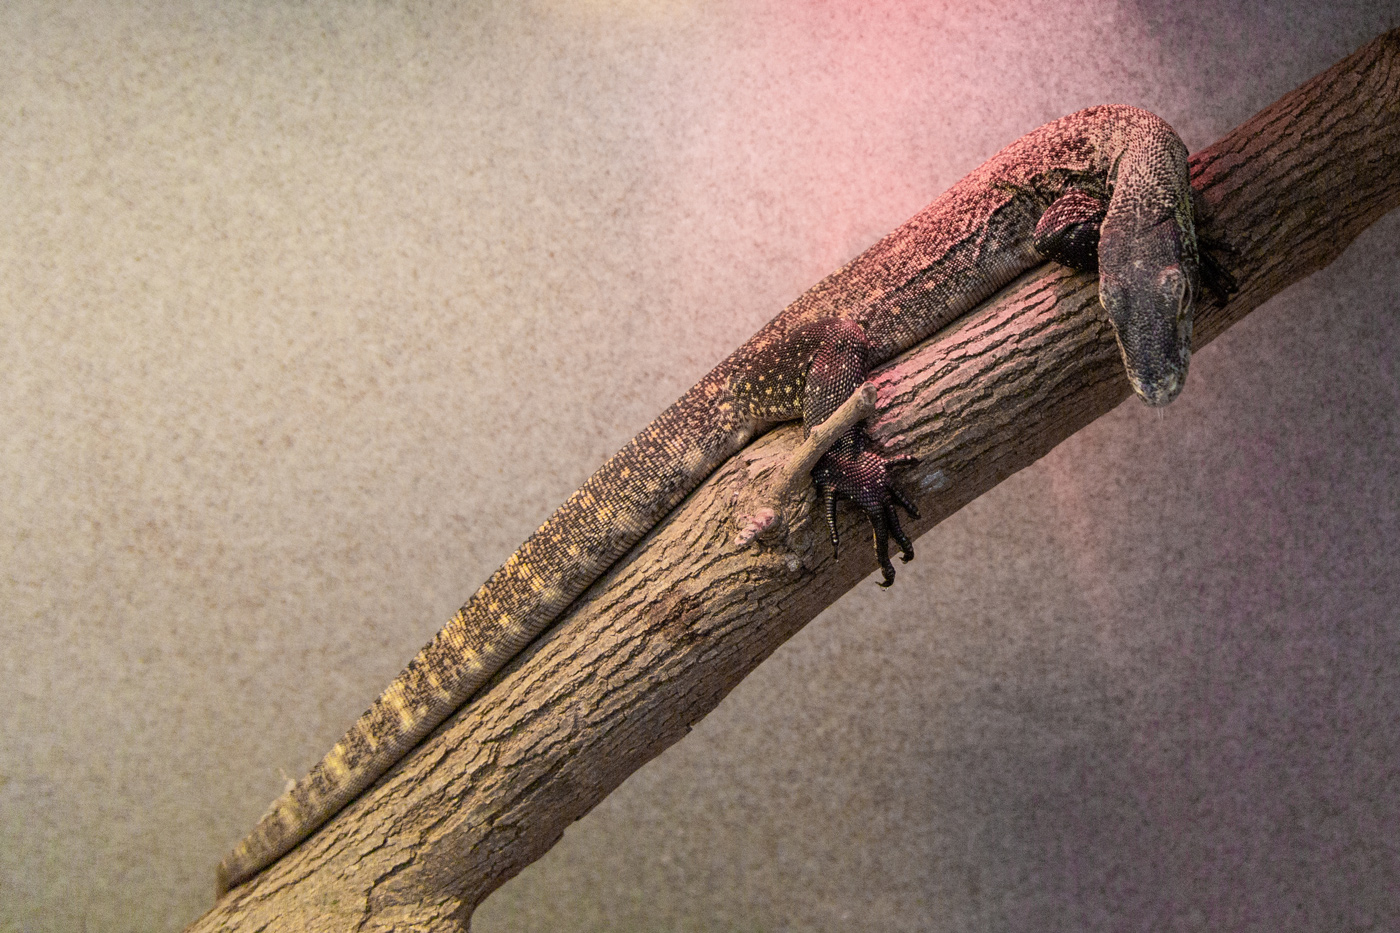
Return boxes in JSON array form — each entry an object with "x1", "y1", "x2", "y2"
[
  {"x1": 732, "y1": 317, "x2": 920, "y2": 586},
  {"x1": 1033, "y1": 186, "x2": 1238, "y2": 303}
]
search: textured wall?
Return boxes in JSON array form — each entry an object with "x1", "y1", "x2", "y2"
[{"x1": 1, "y1": 2, "x2": 1397, "y2": 931}]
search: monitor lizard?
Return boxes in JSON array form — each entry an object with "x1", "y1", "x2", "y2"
[{"x1": 217, "y1": 104, "x2": 1232, "y2": 894}]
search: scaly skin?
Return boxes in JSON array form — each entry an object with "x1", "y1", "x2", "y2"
[{"x1": 217, "y1": 105, "x2": 1210, "y2": 894}]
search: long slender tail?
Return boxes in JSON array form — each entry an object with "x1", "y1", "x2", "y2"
[{"x1": 217, "y1": 379, "x2": 749, "y2": 894}]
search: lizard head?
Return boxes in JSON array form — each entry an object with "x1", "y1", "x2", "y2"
[{"x1": 1098, "y1": 217, "x2": 1196, "y2": 407}]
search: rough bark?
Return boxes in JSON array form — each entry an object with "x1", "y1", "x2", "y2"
[{"x1": 190, "y1": 29, "x2": 1400, "y2": 933}]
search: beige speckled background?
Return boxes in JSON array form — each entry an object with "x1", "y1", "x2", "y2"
[{"x1": 2, "y1": 2, "x2": 1398, "y2": 931}]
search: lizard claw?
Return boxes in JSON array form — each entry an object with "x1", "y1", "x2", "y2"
[{"x1": 812, "y1": 433, "x2": 920, "y2": 586}]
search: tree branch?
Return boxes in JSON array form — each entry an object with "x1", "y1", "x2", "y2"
[{"x1": 192, "y1": 29, "x2": 1400, "y2": 933}]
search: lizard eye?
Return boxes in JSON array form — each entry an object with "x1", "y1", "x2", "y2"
[
  {"x1": 1160, "y1": 265, "x2": 1195, "y2": 347},
  {"x1": 1158, "y1": 265, "x2": 1187, "y2": 308}
]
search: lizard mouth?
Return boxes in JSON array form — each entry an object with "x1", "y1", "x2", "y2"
[{"x1": 1129, "y1": 365, "x2": 1186, "y2": 407}]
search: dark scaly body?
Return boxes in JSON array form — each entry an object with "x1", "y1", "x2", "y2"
[{"x1": 218, "y1": 105, "x2": 1204, "y2": 893}]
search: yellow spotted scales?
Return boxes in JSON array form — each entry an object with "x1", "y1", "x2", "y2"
[{"x1": 218, "y1": 105, "x2": 1217, "y2": 893}]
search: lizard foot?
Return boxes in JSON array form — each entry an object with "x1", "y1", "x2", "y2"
[
  {"x1": 1189, "y1": 186, "x2": 1240, "y2": 305},
  {"x1": 1197, "y1": 230, "x2": 1239, "y2": 305},
  {"x1": 812, "y1": 432, "x2": 920, "y2": 587}
]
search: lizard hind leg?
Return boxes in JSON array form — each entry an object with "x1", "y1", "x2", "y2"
[
  {"x1": 734, "y1": 316, "x2": 922, "y2": 586},
  {"x1": 797, "y1": 318, "x2": 921, "y2": 586}
]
